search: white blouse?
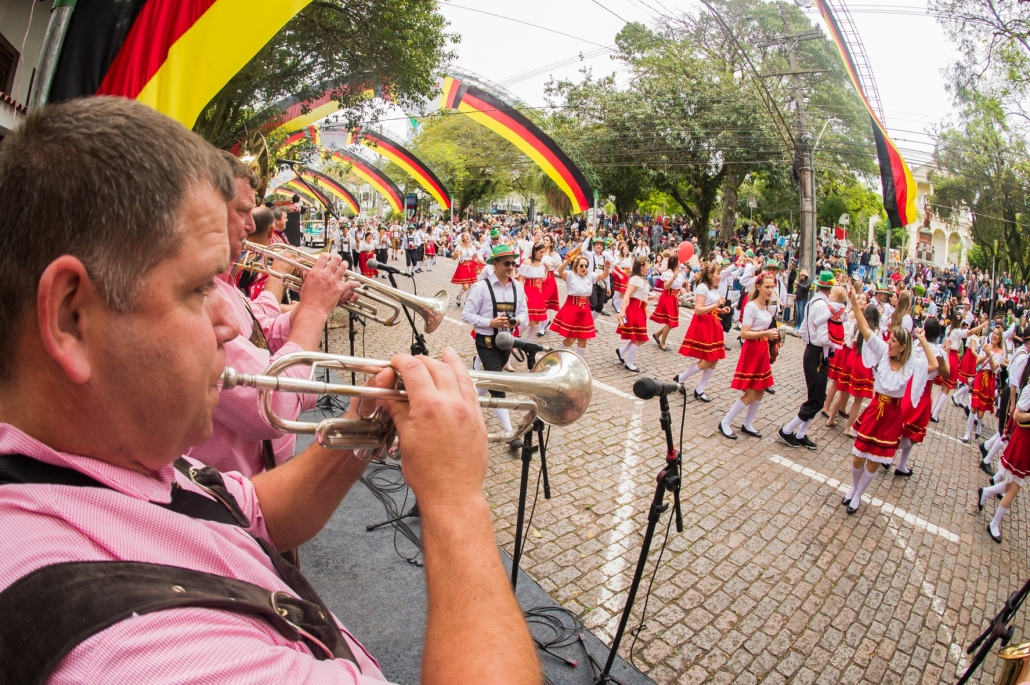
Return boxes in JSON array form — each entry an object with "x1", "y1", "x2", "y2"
[
  {"x1": 518, "y1": 263, "x2": 545, "y2": 279},
  {"x1": 743, "y1": 302, "x2": 773, "y2": 332},
  {"x1": 947, "y1": 327, "x2": 969, "y2": 348},
  {"x1": 359, "y1": 240, "x2": 376, "y2": 252},
  {"x1": 628, "y1": 275, "x2": 649, "y2": 301},
  {"x1": 661, "y1": 270, "x2": 686, "y2": 291},
  {"x1": 565, "y1": 272, "x2": 599, "y2": 296},
  {"x1": 542, "y1": 253, "x2": 562, "y2": 271},
  {"x1": 456, "y1": 246, "x2": 477, "y2": 263},
  {"x1": 694, "y1": 283, "x2": 721, "y2": 307},
  {"x1": 861, "y1": 334, "x2": 929, "y2": 404}
]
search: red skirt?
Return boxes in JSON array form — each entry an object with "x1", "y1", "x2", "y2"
[
  {"x1": 551, "y1": 296, "x2": 596, "y2": 339},
  {"x1": 1000, "y1": 424, "x2": 1030, "y2": 480},
  {"x1": 649, "y1": 290, "x2": 680, "y2": 327},
  {"x1": 425, "y1": 241, "x2": 436, "y2": 256},
  {"x1": 958, "y1": 349, "x2": 977, "y2": 384},
  {"x1": 358, "y1": 251, "x2": 377, "y2": 277},
  {"x1": 451, "y1": 261, "x2": 478, "y2": 285},
  {"x1": 853, "y1": 393, "x2": 904, "y2": 459},
  {"x1": 828, "y1": 320, "x2": 844, "y2": 347},
  {"x1": 934, "y1": 349, "x2": 959, "y2": 390},
  {"x1": 525, "y1": 278, "x2": 548, "y2": 322},
  {"x1": 901, "y1": 378, "x2": 934, "y2": 443},
  {"x1": 847, "y1": 346, "x2": 874, "y2": 399},
  {"x1": 617, "y1": 298, "x2": 649, "y2": 343},
  {"x1": 827, "y1": 344, "x2": 847, "y2": 382},
  {"x1": 835, "y1": 345, "x2": 855, "y2": 392},
  {"x1": 678, "y1": 312, "x2": 726, "y2": 362},
  {"x1": 971, "y1": 369, "x2": 996, "y2": 413},
  {"x1": 611, "y1": 267, "x2": 629, "y2": 294},
  {"x1": 542, "y1": 272, "x2": 560, "y2": 310},
  {"x1": 731, "y1": 338, "x2": 773, "y2": 390}
]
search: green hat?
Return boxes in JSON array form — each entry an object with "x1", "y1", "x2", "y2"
[
  {"x1": 875, "y1": 283, "x2": 892, "y2": 294},
  {"x1": 487, "y1": 244, "x2": 518, "y2": 264},
  {"x1": 816, "y1": 270, "x2": 836, "y2": 288},
  {"x1": 720, "y1": 258, "x2": 731, "y2": 266},
  {"x1": 745, "y1": 250, "x2": 754, "y2": 258},
  {"x1": 490, "y1": 229, "x2": 501, "y2": 239},
  {"x1": 592, "y1": 237, "x2": 605, "y2": 244},
  {"x1": 604, "y1": 238, "x2": 614, "y2": 246},
  {"x1": 765, "y1": 259, "x2": 781, "y2": 270}
]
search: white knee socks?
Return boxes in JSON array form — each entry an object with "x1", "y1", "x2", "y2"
[
  {"x1": 678, "y1": 363, "x2": 701, "y2": 383},
  {"x1": 985, "y1": 432, "x2": 999, "y2": 450},
  {"x1": 850, "y1": 468, "x2": 879, "y2": 504},
  {"x1": 696, "y1": 367, "x2": 715, "y2": 392},
  {"x1": 982, "y1": 480, "x2": 1008, "y2": 504},
  {"x1": 722, "y1": 399, "x2": 747, "y2": 431},
  {"x1": 795, "y1": 418, "x2": 815, "y2": 439},
  {"x1": 985, "y1": 437, "x2": 1007, "y2": 465},
  {"x1": 784, "y1": 415, "x2": 803, "y2": 435},
  {"x1": 954, "y1": 385, "x2": 969, "y2": 404},
  {"x1": 494, "y1": 407, "x2": 513, "y2": 434},
  {"x1": 991, "y1": 504, "x2": 1008, "y2": 534},
  {"x1": 743, "y1": 400, "x2": 761, "y2": 431},
  {"x1": 575, "y1": 346, "x2": 585, "y2": 358},
  {"x1": 896, "y1": 437, "x2": 913, "y2": 472},
  {"x1": 623, "y1": 343, "x2": 639, "y2": 370},
  {"x1": 612, "y1": 292, "x2": 622, "y2": 312},
  {"x1": 846, "y1": 466, "x2": 864, "y2": 501},
  {"x1": 524, "y1": 322, "x2": 540, "y2": 339},
  {"x1": 963, "y1": 412, "x2": 977, "y2": 440},
  {"x1": 931, "y1": 392, "x2": 948, "y2": 420}
]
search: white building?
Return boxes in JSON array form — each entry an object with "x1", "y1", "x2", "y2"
[
  {"x1": 0, "y1": 0, "x2": 48, "y2": 138},
  {"x1": 906, "y1": 163, "x2": 972, "y2": 268}
]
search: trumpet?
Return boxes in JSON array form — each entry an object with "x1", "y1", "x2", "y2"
[
  {"x1": 238, "y1": 240, "x2": 448, "y2": 333},
  {"x1": 221, "y1": 349, "x2": 593, "y2": 461}
]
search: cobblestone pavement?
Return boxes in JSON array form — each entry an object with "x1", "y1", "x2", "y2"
[{"x1": 324, "y1": 258, "x2": 1028, "y2": 684}]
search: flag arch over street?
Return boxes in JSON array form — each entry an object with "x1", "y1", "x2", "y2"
[
  {"x1": 326, "y1": 150, "x2": 404, "y2": 213},
  {"x1": 344, "y1": 129, "x2": 451, "y2": 210},
  {"x1": 294, "y1": 169, "x2": 361, "y2": 215}
]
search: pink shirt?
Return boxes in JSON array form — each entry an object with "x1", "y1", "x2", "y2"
[
  {"x1": 0, "y1": 425, "x2": 388, "y2": 683},
  {"x1": 187, "y1": 276, "x2": 316, "y2": 477}
]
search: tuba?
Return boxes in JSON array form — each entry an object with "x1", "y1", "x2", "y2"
[
  {"x1": 238, "y1": 130, "x2": 270, "y2": 199},
  {"x1": 998, "y1": 642, "x2": 1030, "y2": 685},
  {"x1": 221, "y1": 349, "x2": 593, "y2": 461}
]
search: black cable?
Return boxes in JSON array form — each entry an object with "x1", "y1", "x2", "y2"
[
  {"x1": 627, "y1": 391, "x2": 687, "y2": 669},
  {"x1": 518, "y1": 425, "x2": 550, "y2": 561},
  {"x1": 360, "y1": 463, "x2": 424, "y2": 566}
]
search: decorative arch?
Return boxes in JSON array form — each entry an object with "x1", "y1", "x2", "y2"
[
  {"x1": 325, "y1": 149, "x2": 403, "y2": 212},
  {"x1": 294, "y1": 168, "x2": 360, "y2": 214},
  {"x1": 947, "y1": 232, "x2": 962, "y2": 265},
  {"x1": 932, "y1": 229, "x2": 947, "y2": 265}
]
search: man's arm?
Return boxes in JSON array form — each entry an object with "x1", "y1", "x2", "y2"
[{"x1": 461, "y1": 282, "x2": 492, "y2": 329}]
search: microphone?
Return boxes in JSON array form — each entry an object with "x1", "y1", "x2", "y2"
[
  {"x1": 632, "y1": 377, "x2": 684, "y2": 400},
  {"x1": 495, "y1": 331, "x2": 553, "y2": 355},
  {"x1": 367, "y1": 258, "x2": 407, "y2": 276}
]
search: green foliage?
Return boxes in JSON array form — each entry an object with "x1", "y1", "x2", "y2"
[
  {"x1": 967, "y1": 243, "x2": 992, "y2": 272},
  {"x1": 873, "y1": 219, "x2": 907, "y2": 253},
  {"x1": 193, "y1": 0, "x2": 456, "y2": 149}
]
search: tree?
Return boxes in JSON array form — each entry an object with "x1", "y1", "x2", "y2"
[{"x1": 193, "y1": 0, "x2": 456, "y2": 149}]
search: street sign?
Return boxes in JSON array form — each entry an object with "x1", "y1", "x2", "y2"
[{"x1": 747, "y1": 196, "x2": 757, "y2": 208}]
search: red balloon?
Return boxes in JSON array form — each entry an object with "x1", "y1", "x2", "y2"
[{"x1": 677, "y1": 241, "x2": 694, "y2": 263}]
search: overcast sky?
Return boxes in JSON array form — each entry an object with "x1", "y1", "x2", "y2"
[{"x1": 382, "y1": 0, "x2": 957, "y2": 171}]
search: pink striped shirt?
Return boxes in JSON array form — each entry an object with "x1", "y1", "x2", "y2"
[
  {"x1": 187, "y1": 276, "x2": 316, "y2": 477},
  {"x1": 0, "y1": 424, "x2": 389, "y2": 684}
]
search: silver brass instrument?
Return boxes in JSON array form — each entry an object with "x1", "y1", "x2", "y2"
[
  {"x1": 221, "y1": 349, "x2": 593, "y2": 461},
  {"x1": 998, "y1": 642, "x2": 1030, "y2": 685},
  {"x1": 238, "y1": 240, "x2": 447, "y2": 333}
]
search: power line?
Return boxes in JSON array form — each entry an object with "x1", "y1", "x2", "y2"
[{"x1": 443, "y1": 3, "x2": 612, "y2": 49}]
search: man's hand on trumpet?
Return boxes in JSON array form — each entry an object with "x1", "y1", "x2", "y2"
[{"x1": 287, "y1": 252, "x2": 356, "y2": 350}]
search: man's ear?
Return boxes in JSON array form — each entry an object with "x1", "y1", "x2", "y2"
[{"x1": 36, "y1": 256, "x2": 97, "y2": 385}]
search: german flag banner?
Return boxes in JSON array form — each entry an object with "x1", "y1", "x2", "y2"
[
  {"x1": 328, "y1": 150, "x2": 403, "y2": 212},
  {"x1": 277, "y1": 179, "x2": 328, "y2": 208},
  {"x1": 281, "y1": 125, "x2": 321, "y2": 152},
  {"x1": 268, "y1": 82, "x2": 380, "y2": 135},
  {"x1": 295, "y1": 169, "x2": 360, "y2": 214},
  {"x1": 46, "y1": 0, "x2": 312, "y2": 128},
  {"x1": 439, "y1": 75, "x2": 592, "y2": 214},
  {"x1": 321, "y1": 126, "x2": 450, "y2": 210},
  {"x1": 814, "y1": 0, "x2": 917, "y2": 228}
]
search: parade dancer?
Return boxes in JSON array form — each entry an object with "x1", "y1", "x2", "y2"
[
  {"x1": 895, "y1": 318, "x2": 950, "y2": 476},
  {"x1": 822, "y1": 286, "x2": 849, "y2": 418},
  {"x1": 650, "y1": 255, "x2": 686, "y2": 351},
  {"x1": 424, "y1": 223, "x2": 439, "y2": 272},
  {"x1": 981, "y1": 328, "x2": 1029, "y2": 475},
  {"x1": 461, "y1": 244, "x2": 529, "y2": 450},
  {"x1": 616, "y1": 257, "x2": 651, "y2": 372},
  {"x1": 676, "y1": 261, "x2": 731, "y2": 402},
  {"x1": 933, "y1": 316, "x2": 988, "y2": 420},
  {"x1": 963, "y1": 327, "x2": 1005, "y2": 443},
  {"x1": 762, "y1": 259, "x2": 787, "y2": 394},
  {"x1": 778, "y1": 271, "x2": 837, "y2": 450},
  {"x1": 518, "y1": 242, "x2": 549, "y2": 341},
  {"x1": 829, "y1": 304, "x2": 880, "y2": 436},
  {"x1": 842, "y1": 285, "x2": 937, "y2": 514},
  {"x1": 719, "y1": 273, "x2": 779, "y2": 439},
  {"x1": 977, "y1": 375, "x2": 1030, "y2": 543},
  {"x1": 540, "y1": 235, "x2": 562, "y2": 335},
  {"x1": 551, "y1": 253, "x2": 611, "y2": 357},
  {"x1": 610, "y1": 242, "x2": 632, "y2": 314},
  {"x1": 450, "y1": 231, "x2": 479, "y2": 308},
  {"x1": 358, "y1": 230, "x2": 378, "y2": 278},
  {"x1": 954, "y1": 322, "x2": 986, "y2": 411}
]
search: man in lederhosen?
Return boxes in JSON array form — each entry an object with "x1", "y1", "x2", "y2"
[
  {"x1": 586, "y1": 237, "x2": 611, "y2": 317},
  {"x1": 402, "y1": 224, "x2": 422, "y2": 276},
  {"x1": 778, "y1": 270, "x2": 836, "y2": 450},
  {"x1": 462, "y1": 244, "x2": 529, "y2": 450}
]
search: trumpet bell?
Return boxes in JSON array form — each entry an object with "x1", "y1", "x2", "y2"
[
  {"x1": 472, "y1": 350, "x2": 592, "y2": 427},
  {"x1": 998, "y1": 642, "x2": 1030, "y2": 685}
]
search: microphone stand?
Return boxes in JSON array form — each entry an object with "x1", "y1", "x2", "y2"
[
  {"x1": 956, "y1": 575, "x2": 1030, "y2": 684},
  {"x1": 590, "y1": 392, "x2": 683, "y2": 685}
]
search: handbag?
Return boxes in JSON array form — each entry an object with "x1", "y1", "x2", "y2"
[{"x1": 768, "y1": 318, "x2": 782, "y2": 364}]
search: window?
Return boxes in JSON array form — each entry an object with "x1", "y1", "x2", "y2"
[{"x1": 0, "y1": 32, "x2": 18, "y2": 94}]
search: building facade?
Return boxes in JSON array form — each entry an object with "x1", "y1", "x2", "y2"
[
  {"x1": 907, "y1": 163, "x2": 972, "y2": 268},
  {"x1": 0, "y1": 0, "x2": 48, "y2": 138}
]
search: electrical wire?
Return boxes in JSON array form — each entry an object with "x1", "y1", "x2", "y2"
[
  {"x1": 444, "y1": 3, "x2": 613, "y2": 49},
  {"x1": 361, "y1": 462, "x2": 425, "y2": 566}
]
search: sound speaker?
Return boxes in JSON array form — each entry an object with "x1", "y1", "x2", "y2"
[{"x1": 285, "y1": 211, "x2": 302, "y2": 247}]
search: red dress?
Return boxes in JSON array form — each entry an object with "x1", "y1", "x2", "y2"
[
  {"x1": 971, "y1": 366, "x2": 997, "y2": 413},
  {"x1": 542, "y1": 272, "x2": 560, "y2": 310},
  {"x1": 358, "y1": 250, "x2": 377, "y2": 277},
  {"x1": 424, "y1": 238, "x2": 436, "y2": 257},
  {"x1": 732, "y1": 339, "x2": 773, "y2": 390},
  {"x1": 958, "y1": 348, "x2": 977, "y2": 384},
  {"x1": 617, "y1": 298, "x2": 649, "y2": 343},
  {"x1": 1000, "y1": 421, "x2": 1030, "y2": 481},
  {"x1": 853, "y1": 393, "x2": 904, "y2": 458},
  {"x1": 835, "y1": 345, "x2": 855, "y2": 393},
  {"x1": 900, "y1": 377, "x2": 934, "y2": 443},
  {"x1": 847, "y1": 341, "x2": 875, "y2": 399},
  {"x1": 678, "y1": 304, "x2": 726, "y2": 362},
  {"x1": 550, "y1": 295, "x2": 595, "y2": 339},
  {"x1": 611, "y1": 265, "x2": 629, "y2": 294},
  {"x1": 826, "y1": 320, "x2": 846, "y2": 382},
  {"x1": 523, "y1": 277, "x2": 548, "y2": 322},
  {"x1": 934, "y1": 348, "x2": 960, "y2": 390},
  {"x1": 452, "y1": 261, "x2": 478, "y2": 285}
]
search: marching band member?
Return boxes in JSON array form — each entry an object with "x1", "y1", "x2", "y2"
[
  {"x1": 650, "y1": 255, "x2": 686, "y2": 351},
  {"x1": 585, "y1": 237, "x2": 612, "y2": 318},
  {"x1": 894, "y1": 318, "x2": 949, "y2": 476},
  {"x1": 616, "y1": 257, "x2": 652, "y2": 372},
  {"x1": 610, "y1": 242, "x2": 632, "y2": 314},
  {"x1": 358, "y1": 230, "x2": 378, "y2": 277},
  {"x1": 978, "y1": 368, "x2": 1030, "y2": 543},
  {"x1": 981, "y1": 328, "x2": 1030, "y2": 474},
  {"x1": 233, "y1": 206, "x2": 275, "y2": 300},
  {"x1": 676, "y1": 261, "x2": 730, "y2": 402},
  {"x1": 462, "y1": 244, "x2": 529, "y2": 450},
  {"x1": 963, "y1": 326, "x2": 1005, "y2": 443},
  {"x1": 718, "y1": 272, "x2": 779, "y2": 439},
  {"x1": 842, "y1": 284, "x2": 937, "y2": 515},
  {"x1": 451, "y1": 231, "x2": 479, "y2": 308},
  {"x1": 551, "y1": 252, "x2": 612, "y2": 357},
  {"x1": 540, "y1": 234, "x2": 562, "y2": 333},
  {"x1": 518, "y1": 243, "x2": 549, "y2": 341},
  {"x1": 778, "y1": 271, "x2": 836, "y2": 450},
  {"x1": 402, "y1": 224, "x2": 422, "y2": 276},
  {"x1": 376, "y1": 226, "x2": 390, "y2": 275}
]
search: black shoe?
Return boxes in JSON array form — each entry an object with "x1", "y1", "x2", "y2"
[
  {"x1": 895, "y1": 468, "x2": 913, "y2": 477},
  {"x1": 980, "y1": 443, "x2": 989, "y2": 458},
  {"x1": 820, "y1": 410, "x2": 830, "y2": 419},
  {"x1": 694, "y1": 390, "x2": 711, "y2": 403},
  {"x1": 881, "y1": 462, "x2": 891, "y2": 471},
  {"x1": 951, "y1": 396, "x2": 959, "y2": 407},
  {"x1": 718, "y1": 423, "x2": 737, "y2": 440},
  {"x1": 740, "y1": 425, "x2": 762, "y2": 438},
  {"x1": 847, "y1": 502, "x2": 860, "y2": 515},
  {"x1": 930, "y1": 416, "x2": 940, "y2": 423},
  {"x1": 964, "y1": 406, "x2": 970, "y2": 417},
  {"x1": 988, "y1": 523, "x2": 1002, "y2": 543},
  {"x1": 978, "y1": 487, "x2": 985, "y2": 512},
  {"x1": 766, "y1": 387, "x2": 776, "y2": 395},
  {"x1": 961, "y1": 436, "x2": 970, "y2": 444},
  {"x1": 777, "y1": 428, "x2": 800, "y2": 448},
  {"x1": 616, "y1": 348, "x2": 624, "y2": 363},
  {"x1": 797, "y1": 435, "x2": 817, "y2": 450},
  {"x1": 842, "y1": 496, "x2": 852, "y2": 506},
  {"x1": 508, "y1": 438, "x2": 524, "y2": 451},
  {"x1": 599, "y1": 310, "x2": 610, "y2": 316},
  {"x1": 980, "y1": 461, "x2": 996, "y2": 477},
  {"x1": 624, "y1": 364, "x2": 641, "y2": 373}
]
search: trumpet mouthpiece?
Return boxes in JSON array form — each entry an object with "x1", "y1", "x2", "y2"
[{"x1": 220, "y1": 367, "x2": 241, "y2": 390}]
